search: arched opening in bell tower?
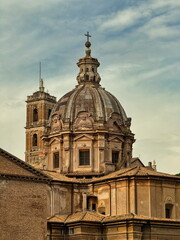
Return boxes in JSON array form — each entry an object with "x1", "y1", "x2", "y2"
[
  {"x1": 32, "y1": 134, "x2": 38, "y2": 147},
  {"x1": 33, "y1": 108, "x2": 38, "y2": 122}
]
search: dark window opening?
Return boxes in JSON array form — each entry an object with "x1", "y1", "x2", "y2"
[
  {"x1": 112, "y1": 151, "x2": 119, "y2": 164},
  {"x1": 86, "y1": 74, "x2": 89, "y2": 81},
  {"x1": 86, "y1": 68, "x2": 89, "y2": 72},
  {"x1": 165, "y1": 204, "x2": 173, "y2": 218},
  {"x1": 60, "y1": 229, "x2": 64, "y2": 235},
  {"x1": 69, "y1": 228, "x2": 74, "y2": 235},
  {"x1": 92, "y1": 67, "x2": 94, "y2": 72},
  {"x1": 92, "y1": 203, "x2": 96, "y2": 211},
  {"x1": 53, "y1": 152, "x2": 59, "y2": 168},
  {"x1": 33, "y1": 108, "x2": 38, "y2": 122},
  {"x1": 79, "y1": 150, "x2": 90, "y2": 165},
  {"x1": 48, "y1": 109, "x2": 51, "y2": 118},
  {"x1": 32, "y1": 134, "x2": 38, "y2": 147}
]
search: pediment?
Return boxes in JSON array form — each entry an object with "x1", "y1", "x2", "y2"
[
  {"x1": 74, "y1": 134, "x2": 94, "y2": 141},
  {"x1": 49, "y1": 137, "x2": 61, "y2": 145},
  {"x1": 0, "y1": 148, "x2": 48, "y2": 180},
  {"x1": 108, "y1": 136, "x2": 123, "y2": 142}
]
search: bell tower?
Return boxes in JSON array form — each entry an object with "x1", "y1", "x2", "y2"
[{"x1": 25, "y1": 77, "x2": 56, "y2": 168}]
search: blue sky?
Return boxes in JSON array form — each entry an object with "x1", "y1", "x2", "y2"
[{"x1": 0, "y1": 0, "x2": 180, "y2": 173}]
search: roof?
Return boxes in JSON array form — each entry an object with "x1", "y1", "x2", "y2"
[
  {"x1": 0, "y1": 148, "x2": 50, "y2": 182},
  {"x1": 48, "y1": 212, "x2": 180, "y2": 224},
  {"x1": 41, "y1": 165, "x2": 180, "y2": 184},
  {"x1": 41, "y1": 170, "x2": 91, "y2": 183},
  {"x1": 48, "y1": 211, "x2": 105, "y2": 224},
  {"x1": 90, "y1": 166, "x2": 180, "y2": 183}
]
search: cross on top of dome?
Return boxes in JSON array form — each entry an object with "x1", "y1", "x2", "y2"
[{"x1": 85, "y1": 31, "x2": 91, "y2": 42}]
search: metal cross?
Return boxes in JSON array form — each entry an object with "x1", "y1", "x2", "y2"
[{"x1": 85, "y1": 32, "x2": 91, "y2": 42}]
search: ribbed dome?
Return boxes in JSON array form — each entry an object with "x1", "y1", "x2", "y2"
[
  {"x1": 50, "y1": 39, "x2": 130, "y2": 130},
  {"x1": 54, "y1": 84, "x2": 128, "y2": 123}
]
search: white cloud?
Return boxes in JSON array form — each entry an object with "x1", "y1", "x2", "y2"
[{"x1": 101, "y1": 8, "x2": 142, "y2": 31}]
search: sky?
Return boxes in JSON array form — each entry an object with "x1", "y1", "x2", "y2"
[{"x1": 0, "y1": 0, "x2": 180, "y2": 174}]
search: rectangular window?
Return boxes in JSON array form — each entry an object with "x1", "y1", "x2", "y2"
[
  {"x1": 165, "y1": 204, "x2": 173, "y2": 218},
  {"x1": 53, "y1": 152, "x2": 59, "y2": 168},
  {"x1": 112, "y1": 151, "x2": 119, "y2": 164},
  {"x1": 69, "y1": 228, "x2": 74, "y2": 235},
  {"x1": 79, "y1": 149, "x2": 90, "y2": 165},
  {"x1": 166, "y1": 208, "x2": 170, "y2": 218}
]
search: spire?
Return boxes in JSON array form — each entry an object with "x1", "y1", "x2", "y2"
[
  {"x1": 76, "y1": 32, "x2": 101, "y2": 85},
  {"x1": 39, "y1": 78, "x2": 45, "y2": 92}
]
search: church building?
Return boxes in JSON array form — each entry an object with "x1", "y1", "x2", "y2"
[{"x1": 0, "y1": 34, "x2": 180, "y2": 239}]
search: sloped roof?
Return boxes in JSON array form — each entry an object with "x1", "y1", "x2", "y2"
[
  {"x1": 48, "y1": 212, "x2": 180, "y2": 224},
  {"x1": 48, "y1": 211, "x2": 105, "y2": 223},
  {"x1": 91, "y1": 166, "x2": 180, "y2": 183},
  {"x1": 41, "y1": 165, "x2": 180, "y2": 184},
  {"x1": 102, "y1": 213, "x2": 180, "y2": 223},
  {"x1": 41, "y1": 170, "x2": 92, "y2": 183},
  {"x1": 0, "y1": 148, "x2": 50, "y2": 181}
]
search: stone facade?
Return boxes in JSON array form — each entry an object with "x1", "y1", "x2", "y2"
[
  {"x1": 0, "y1": 148, "x2": 50, "y2": 240},
  {"x1": 25, "y1": 80, "x2": 56, "y2": 167}
]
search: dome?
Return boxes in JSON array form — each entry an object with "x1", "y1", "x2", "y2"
[
  {"x1": 47, "y1": 36, "x2": 134, "y2": 175},
  {"x1": 50, "y1": 39, "x2": 131, "y2": 132},
  {"x1": 54, "y1": 84, "x2": 128, "y2": 123}
]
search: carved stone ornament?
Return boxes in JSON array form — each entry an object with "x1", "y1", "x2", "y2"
[
  {"x1": 74, "y1": 111, "x2": 94, "y2": 130},
  {"x1": 108, "y1": 112, "x2": 122, "y2": 131},
  {"x1": 51, "y1": 114, "x2": 62, "y2": 133}
]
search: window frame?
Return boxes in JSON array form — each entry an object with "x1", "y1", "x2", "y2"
[
  {"x1": 53, "y1": 152, "x2": 60, "y2": 169},
  {"x1": 69, "y1": 228, "x2": 74, "y2": 235},
  {"x1": 112, "y1": 150, "x2": 119, "y2": 164},
  {"x1": 32, "y1": 134, "x2": 38, "y2": 147},
  {"x1": 79, "y1": 149, "x2": 90, "y2": 166},
  {"x1": 165, "y1": 203, "x2": 173, "y2": 218},
  {"x1": 33, "y1": 108, "x2": 38, "y2": 122}
]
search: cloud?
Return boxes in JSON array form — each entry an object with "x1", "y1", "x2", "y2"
[
  {"x1": 99, "y1": 0, "x2": 180, "y2": 39},
  {"x1": 100, "y1": 8, "x2": 143, "y2": 31}
]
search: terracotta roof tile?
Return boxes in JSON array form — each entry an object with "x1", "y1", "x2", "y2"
[
  {"x1": 48, "y1": 211, "x2": 105, "y2": 223},
  {"x1": 91, "y1": 166, "x2": 180, "y2": 183},
  {"x1": 48, "y1": 212, "x2": 180, "y2": 224}
]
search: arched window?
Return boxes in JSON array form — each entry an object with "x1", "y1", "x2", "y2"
[
  {"x1": 33, "y1": 108, "x2": 38, "y2": 122},
  {"x1": 32, "y1": 134, "x2": 38, "y2": 147}
]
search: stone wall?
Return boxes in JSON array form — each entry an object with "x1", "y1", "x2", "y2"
[{"x1": 0, "y1": 179, "x2": 48, "y2": 240}]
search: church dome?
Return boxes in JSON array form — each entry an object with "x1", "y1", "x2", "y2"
[
  {"x1": 50, "y1": 37, "x2": 131, "y2": 132},
  {"x1": 54, "y1": 84, "x2": 127, "y2": 123}
]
